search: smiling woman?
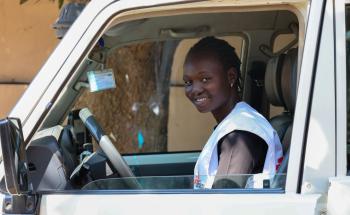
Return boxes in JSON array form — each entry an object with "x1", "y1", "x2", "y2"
[
  {"x1": 183, "y1": 37, "x2": 241, "y2": 121},
  {"x1": 183, "y1": 37, "x2": 283, "y2": 189}
]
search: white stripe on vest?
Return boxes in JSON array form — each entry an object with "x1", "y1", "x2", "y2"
[{"x1": 193, "y1": 102, "x2": 283, "y2": 189}]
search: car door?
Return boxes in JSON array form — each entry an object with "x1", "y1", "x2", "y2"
[
  {"x1": 327, "y1": 0, "x2": 350, "y2": 214},
  {"x1": 1, "y1": 0, "x2": 334, "y2": 214}
]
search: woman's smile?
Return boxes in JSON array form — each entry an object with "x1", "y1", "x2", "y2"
[{"x1": 193, "y1": 96, "x2": 209, "y2": 107}]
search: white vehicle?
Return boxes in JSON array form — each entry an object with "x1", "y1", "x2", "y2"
[{"x1": 0, "y1": 0, "x2": 349, "y2": 214}]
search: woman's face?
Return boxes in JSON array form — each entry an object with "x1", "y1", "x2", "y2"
[{"x1": 183, "y1": 52, "x2": 235, "y2": 118}]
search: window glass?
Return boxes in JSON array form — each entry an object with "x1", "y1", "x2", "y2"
[
  {"x1": 74, "y1": 42, "x2": 169, "y2": 154},
  {"x1": 82, "y1": 174, "x2": 286, "y2": 190},
  {"x1": 74, "y1": 36, "x2": 245, "y2": 154}
]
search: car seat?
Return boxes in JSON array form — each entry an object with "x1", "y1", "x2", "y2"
[{"x1": 264, "y1": 48, "x2": 298, "y2": 170}]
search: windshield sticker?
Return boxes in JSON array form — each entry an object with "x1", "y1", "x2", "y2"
[
  {"x1": 138, "y1": 130, "x2": 144, "y2": 149},
  {"x1": 87, "y1": 69, "x2": 116, "y2": 92}
]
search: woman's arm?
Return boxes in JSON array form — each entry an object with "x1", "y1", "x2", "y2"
[{"x1": 213, "y1": 130, "x2": 267, "y2": 188}]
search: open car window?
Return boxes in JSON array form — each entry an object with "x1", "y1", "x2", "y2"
[
  {"x1": 26, "y1": 8, "x2": 300, "y2": 193},
  {"x1": 73, "y1": 36, "x2": 245, "y2": 155}
]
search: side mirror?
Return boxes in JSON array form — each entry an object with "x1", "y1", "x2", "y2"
[{"x1": 0, "y1": 118, "x2": 28, "y2": 195}]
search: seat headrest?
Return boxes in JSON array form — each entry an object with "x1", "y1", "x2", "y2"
[
  {"x1": 281, "y1": 48, "x2": 298, "y2": 113},
  {"x1": 264, "y1": 54, "x2": 285, "y2": 106},
  {"x1": 264, "y1": 48, "x2": 298, "y2": 112}
]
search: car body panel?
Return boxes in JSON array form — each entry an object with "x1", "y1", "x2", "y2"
[
  {"x1": 327, "y1": 177, "x2": 350, "y2": 215},
  {"x1": 39, "y1": 193, "x2": 322, "y2": 215},
  {"x1": 334, "y1": 0, "x2": 347, "y2": 177}
]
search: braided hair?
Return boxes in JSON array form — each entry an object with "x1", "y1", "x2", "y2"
[{"x1": 185, "y1": 36, "x2": 242, "y2": 91}]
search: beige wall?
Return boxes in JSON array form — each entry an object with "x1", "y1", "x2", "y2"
[{"x1": 0, "y1": 0, "x2": 60, "y2": 117}]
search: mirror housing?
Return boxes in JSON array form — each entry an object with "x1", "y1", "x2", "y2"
[{"x1": 0, "y1": 118, "x2": 28, "y2": 195}]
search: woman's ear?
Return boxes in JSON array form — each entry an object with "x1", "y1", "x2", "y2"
[{"x1": 227, "y1": 67, "x2": 237, "y2": 87}]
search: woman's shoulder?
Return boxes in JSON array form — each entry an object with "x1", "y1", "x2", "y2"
[
  {"x1": 220, "y1": 130, "x2": 266, "y2": 146},
  {"x1": 233, "y1": 102, "x2": 264, "y2": 119},
  {"x1": 225, "y1": 101, "x2": 275, "y2": 134}
]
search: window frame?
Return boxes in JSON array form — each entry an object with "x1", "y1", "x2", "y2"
[
  {"x1": 335, "y1": 0, "x2": 347, "y2": 176},
  {"x1": 15, "y1": 1, "x2": 314, "y2": 196},
  {"x1": 285, "y1": 0, "x2": 327, "y2": 193}
]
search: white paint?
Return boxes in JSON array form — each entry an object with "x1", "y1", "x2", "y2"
[
  {"x1": 40, "y1": 193, "x2": 321, "y2": 215},
  {"x1": 302, "y1": 0, "x2": 336, "y2": 194},
  {"x1": 286, "y1": 0, "x2": 325, "y2": 193},
  {"x1": 328, "y1": 177, "x2": 350, "y2": 215},
  {"x1": 334, "y1": 0, "x2": 347, "y2": 177}
]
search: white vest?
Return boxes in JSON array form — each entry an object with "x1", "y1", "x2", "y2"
[{"x1": 193, "y1": 102, "x2": 283, "y2": 189}]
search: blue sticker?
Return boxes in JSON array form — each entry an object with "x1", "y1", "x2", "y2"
[{"x1": 138, "y1": 130, "x2": 144, "y2": 149}]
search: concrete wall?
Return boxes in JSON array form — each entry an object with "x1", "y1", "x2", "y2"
[{"x1": 0, "y1": 0, "x2": 60, "y2": 117}]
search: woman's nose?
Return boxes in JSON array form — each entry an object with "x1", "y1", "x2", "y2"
[{"x1": 190, "y1": 81, "x2": 204, "y2": 96}]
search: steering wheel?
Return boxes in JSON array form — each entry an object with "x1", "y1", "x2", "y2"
[{"x1": 79, "y1": 108, "x2": 141, "y2": 189}]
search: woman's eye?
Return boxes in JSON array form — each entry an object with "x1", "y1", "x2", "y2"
[
  {"x1": 202, "y1": 77, "x2": 209, "y2": 83},
  {"x1": 184, "y1": 81, "x2": 192, "y2": 86}
]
